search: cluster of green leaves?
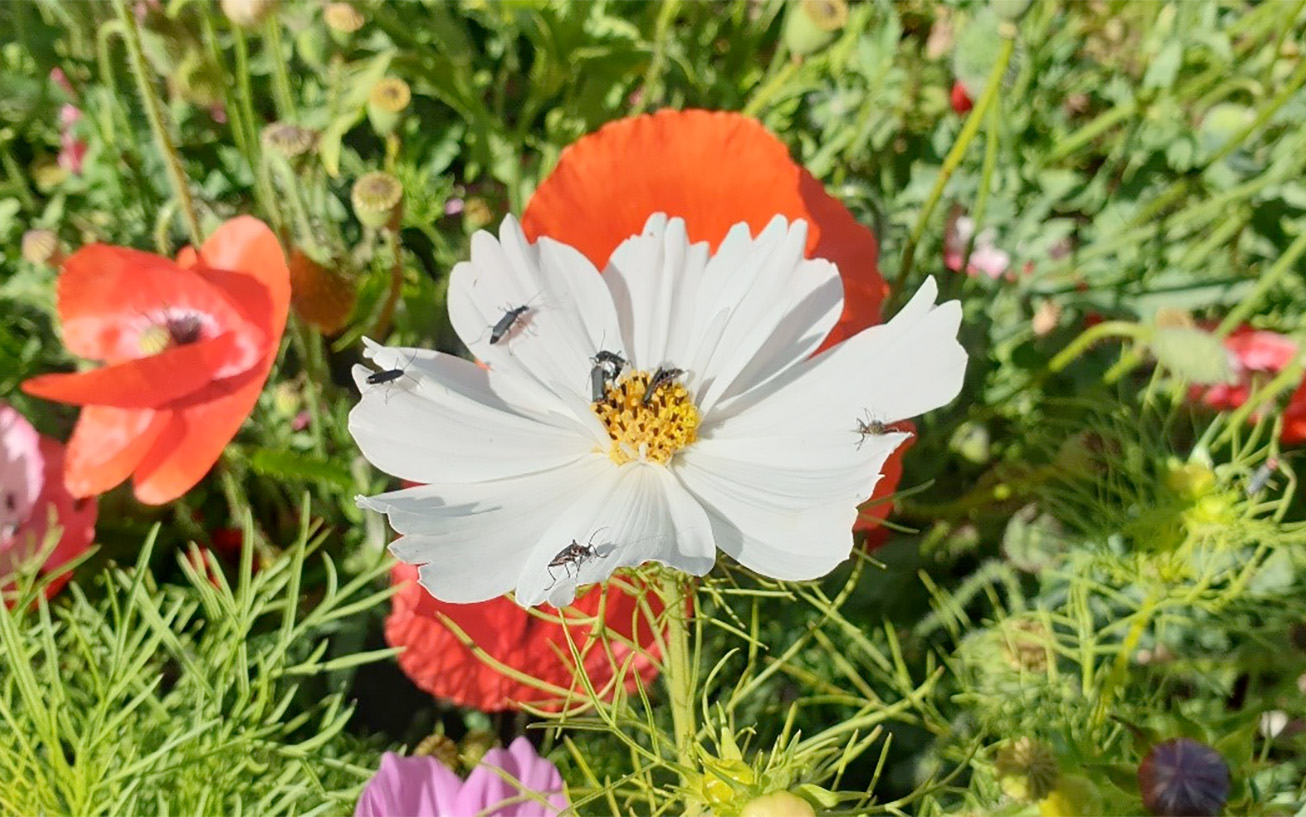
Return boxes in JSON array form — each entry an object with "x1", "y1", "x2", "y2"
[{"x1": 0, "y1": 507, "x2": 394, "y2": 816}]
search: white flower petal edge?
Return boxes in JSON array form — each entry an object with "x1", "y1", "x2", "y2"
[{"x1": 352, "y1": 213, "x2": 967, "y2": 608}]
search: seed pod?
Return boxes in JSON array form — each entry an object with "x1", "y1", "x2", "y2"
[
  {"x1": 261, "y1": 122, "x2": 318, "y2": 159},
  {"x1": 323, "y1": 2, "x2": 364, "y2": 43},
  {"x1": 21, "y1": 229, "x2": 64, "y2": 267},
  {"x1": 783, "y1": 0, "x2": 848, "y2": 57},
  {"x1": 220, "y1": 0, "x2": 277, "y2": 28},
  {"x1": 367, "y1": 78, "x2": 412, "y2": 137},
  {"x1": 995, "y1": 737, "x2": 1059, "y2": 802},
  {"x1": 351, "y1": 171, "x2": 404, "y2": 230}
]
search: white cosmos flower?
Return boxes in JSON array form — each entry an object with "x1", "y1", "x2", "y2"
[{"x1": 350, "y1": 213, "x2": 966, "y2": 608}]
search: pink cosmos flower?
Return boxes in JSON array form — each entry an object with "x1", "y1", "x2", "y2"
[
  {"x1": 356, "y1": 737, "x2": 569, "y2": 817},
  {"x1": 0, "y1": 402, "x2": 97, "y2": 597},
  {"x1": 944, "y1": 210, "x2": 1010, "y2": 279}
]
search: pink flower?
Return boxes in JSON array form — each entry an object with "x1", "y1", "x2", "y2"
[
  {"x1": 1, "y1": 402, "x2": 97, "y2": 597},
  {"x1": 57, "y1": 103, "x2": 87, "y2": 175},
  {"x1": 944, "y1": 211, "x2": 1011, "y2": 279},
  {"x1": 356, "y1": 738, "x2": 569, "y2": 817}
]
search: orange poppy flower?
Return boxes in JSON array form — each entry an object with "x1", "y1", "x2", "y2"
[
  {"x1": 22, "y1": 217, "x2": 289, "y2": 505},
  {"x1": 520, "y1": 109, "x2": 903, "y2": 536},
  {"x1": 386, "y1": 563, "x2": 663, "y2": 712}
]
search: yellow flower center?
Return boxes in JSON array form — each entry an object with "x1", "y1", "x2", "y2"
[{"x1": 592, "y1": 369, "x2": 699, "y2": 465}]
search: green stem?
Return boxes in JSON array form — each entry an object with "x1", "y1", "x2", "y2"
[
  {"x1": 657, "y1": 570, "x2": 696, "y2": 782},
  {"x1": 1215, "y1": 228, "x2": 1306, "y2": 337},
  {"x1": 1047, "y1": 320, "x2": 1148, "y2": 374},
  {"x1": 634, "y1": 0, "x2": 681, "y2": 114},
  {"x1": 264, "y1": 16, "x2": 297, "y2": 119},
  {"x1": 1045, "y1": 99, "x2": 1138, "y2": 164},
  {"x1": 961, "y1": 100, "x2": 1003, "y2": 272},
  {"x1": 741, "y1": 57, "x2": 799, "y2": 118},
  {"x1": 369, "y1": 227, "x2": 405, "y2": 340},
  {"x1": 898, "y1": 36, "x2": 1015, "y2": 283},
  {"x1": 112, "y1": 0, "x2": 203, "y2": 247}
]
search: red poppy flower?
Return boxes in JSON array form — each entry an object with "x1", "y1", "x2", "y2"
[
  {"x1": 0, "y1": 402, "x2": 97, "y2": 599},
  {"x1": 520, "y1": 109, "x2": 903, "y2": 536},
  {"x1": 22, "y1": 217, "x2": 289, "y2": 505},
  {"x1": 1189, "y1": 325, "x2": 1306, "y2": 444},
  {"x1": 386, "y1": 563, "x2": 663, "y2": 712}
]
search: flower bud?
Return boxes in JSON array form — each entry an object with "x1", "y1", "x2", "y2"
[
  {"x1": 288, "y1": 247, "x2": 356, "y2": 334},
  {"x1": 740, "y1": 791, "x2": 816, "y2": 817},
  {"x1": 367, "y1": 78, "x2": 412, "y2": 137},
  {"x1": 21, "y1": 229, "x2": 64, "y2": 268},
  {"x1": 1149, "y1": 325, "x2": 1234, "y2": 385},
  {"x1": 414, "y1": 733, "x2": 460, "y2": 770},
  {"x1": 989, "y1": 0, "x2": 1031, "y2": 23},
  {"x1": 783, "y1": 0, "x2": 848, "y2": 57},
  {"x1": 462, "y1": 196, "x2": 494, "y2": 231},
  {"x1": 261, "y1": 122, "x2": 318, "y2": 159},
  {"x1": 220, "y1": 0, "x2": 277, "y2": 28},
  {"x1": 995, "y1": 737, "x2": 1059, "y2": 802},
  {"x1": 1138, "y1": 738, "x2": 1229, "y2": 817},
  {"x1": 459, "y1": 730, "x2": 496, "y2": 771},
  {"x1": 351, "y1": 171, "x2": 404, "y2": 230},
  {"x1": 324, "y1": 2, "x2": 364, "y2": 43}
]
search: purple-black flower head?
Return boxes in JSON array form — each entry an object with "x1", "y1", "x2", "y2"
[{"x1": 1138, "y1": 738, "x2": 1230, "y2": 817}]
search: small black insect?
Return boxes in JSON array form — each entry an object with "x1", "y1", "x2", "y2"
[
  {"x1": 642, "y1": 366, "x2": 686, "y2": 405},
  {"x1": 543, "y1": 537, "x2": 603, "y2": 582},
  {"x1": 366, "y1": 368, "x2": 405, "y2": 385},
  {"x1": 489, "y1": 304, "x2": 532, "y2": 345},
  {"x1": 854, "y1": 412, "x2": 887, "y2": 451},
  {"x1": 589, "y1": 350, "x2": 628, "y2": 402}
]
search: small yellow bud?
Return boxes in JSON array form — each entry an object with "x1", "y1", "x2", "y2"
[{"x1": 740, "y1": 791, "x2": 816, "y2": 817}]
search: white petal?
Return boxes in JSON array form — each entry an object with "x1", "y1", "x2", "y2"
[
  {"x1": 683, "y1": 217, "x2": 844, "y2": 415},
  {"x1": 349, "y1": 340, "x2": 597, "y2": 484},
  {"x1": 446, "y1": 216, "x2": 623, "y2": 406},
  {"x1": 361, "y1": 457, "x2": 613, "y2": 603},
  {"x1": 675, "y1": 457, "x2": 864, "y2": 580},
  {"x1": 602, "y1": 215, "x2": 709, "y2": 372},
  {"x1": 514, "y1": 463, "x2": 715, "y2": 608},
  {"x1": 706, "y1": 277, "x2": 966, "y2": 429}
]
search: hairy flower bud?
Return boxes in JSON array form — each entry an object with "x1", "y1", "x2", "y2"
[
  {"x1": 220, "y1": 0, "x2": 276, "y2": 28},
  {"x1": 413, "y1": 733, "x2": 460, "y2": 771},
  {"x1": 459, "y1": 730, "x2": 496, "y2": 771},
  {"x1": 740, "y1": 791, "x2": 816, "y2": 817}
]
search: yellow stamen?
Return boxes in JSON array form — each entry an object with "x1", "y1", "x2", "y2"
[{"x1": 592, "y1": 370, "x2": 699, "y2": 465}]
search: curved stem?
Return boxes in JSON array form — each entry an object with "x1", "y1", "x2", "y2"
[
  {"x1": 898, "y1": 36, "x2": 1015, "y2": 283},
  {"x1": 112, "y1": 0, "x2": 203, "y2": 247},
  {"x1": 1046, "y1": 320, "x2": 1147, "y2": 374}
]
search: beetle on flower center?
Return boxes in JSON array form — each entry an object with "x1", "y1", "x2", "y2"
[{"x1": 591, "y1": 369, "x2": 699, "y2": 465}]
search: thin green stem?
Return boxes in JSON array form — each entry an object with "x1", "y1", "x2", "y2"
[
  {"x1": 1045, "y1": 99, "x2": 1138, "y2": 164},
  {"x1": 1047, "y1": 320, "x2": 1148, "y2": 374},
  {"x1": 657, "y1": 570, "x2": 696, "y2": 783},
  {"x1": 1215, "y1": 228, "x2": 1306, "y2": 337},
  {"x1": 898, "y1": 36, "x2": 1015, "y2": 283},
  {"x1": 264, "y1": 17, "x2": 297, "y2": 119},
  {"x1": 112, "y1": 0, "x2": 202, "y2": 247},
  {"x1": 634, "y1": 0, "x2": 681, "y2": 114},
  {"x1": 741, "y1": 57, "x2": 799, "y2": 118}
]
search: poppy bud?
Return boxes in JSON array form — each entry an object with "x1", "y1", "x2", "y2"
[
  {"x1": 989, "y1": 0, "x2": 1031, "y2": 23},
  {"x1": 220, "y1": 0, "x2": 277, "y2": 28},
  {"x1": 367, "y1": 78, "x2": 412, "y2": 137},
  {"x1": 952, "y1": 11, "x2": 1008, "y2": 101},
  {"x1": 323, "y1": 2, "x2": 364, "y2": 44},
  {"x1": 351, "y1": 171, "x2": 404, "y2": 230},
  {"x1": 1149, "y1": 326, "x2": 1234, "y2": 386},
  {"x1": 783, "y1": 0, "x2": 848, "y2": 58},
  {"x1": 261, "y1": 122, "x2": 318, "y2": 159},
  {"x1": 414, "y1": 733, "x2": 460, "y2": 770},
  {"x1": 995, "y1": 737, "x2": 1059, "y2": 802},
  {"x1": 1137, "y1": 738, "x2": 1230, "y2": 817},
  {"x1": 21, "y1": 229, "x2": 64, "y2": 268},
  {"x1": 740, "y1": 791, "x2": 816, "y2": 817}
]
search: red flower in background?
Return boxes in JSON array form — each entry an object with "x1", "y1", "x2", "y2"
[
  {"x1": 950, "y1": 81, "x2": 974, "y2": 115},
  {"x1": 521, "y1": 109, "x2": 906, "y2": 536},
  {"x1": 23, "y1": 217, "x2": 289, "y2": 504},
  {"x1": 386, "y1": 563, "x2": 663, "y2": 712},
  {"x1": 1190, "y1": 325, "x2": 1306, "y2": 444},
  {"x1": 1, "y1": 402, "x2": 97, "y2": 598}
]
